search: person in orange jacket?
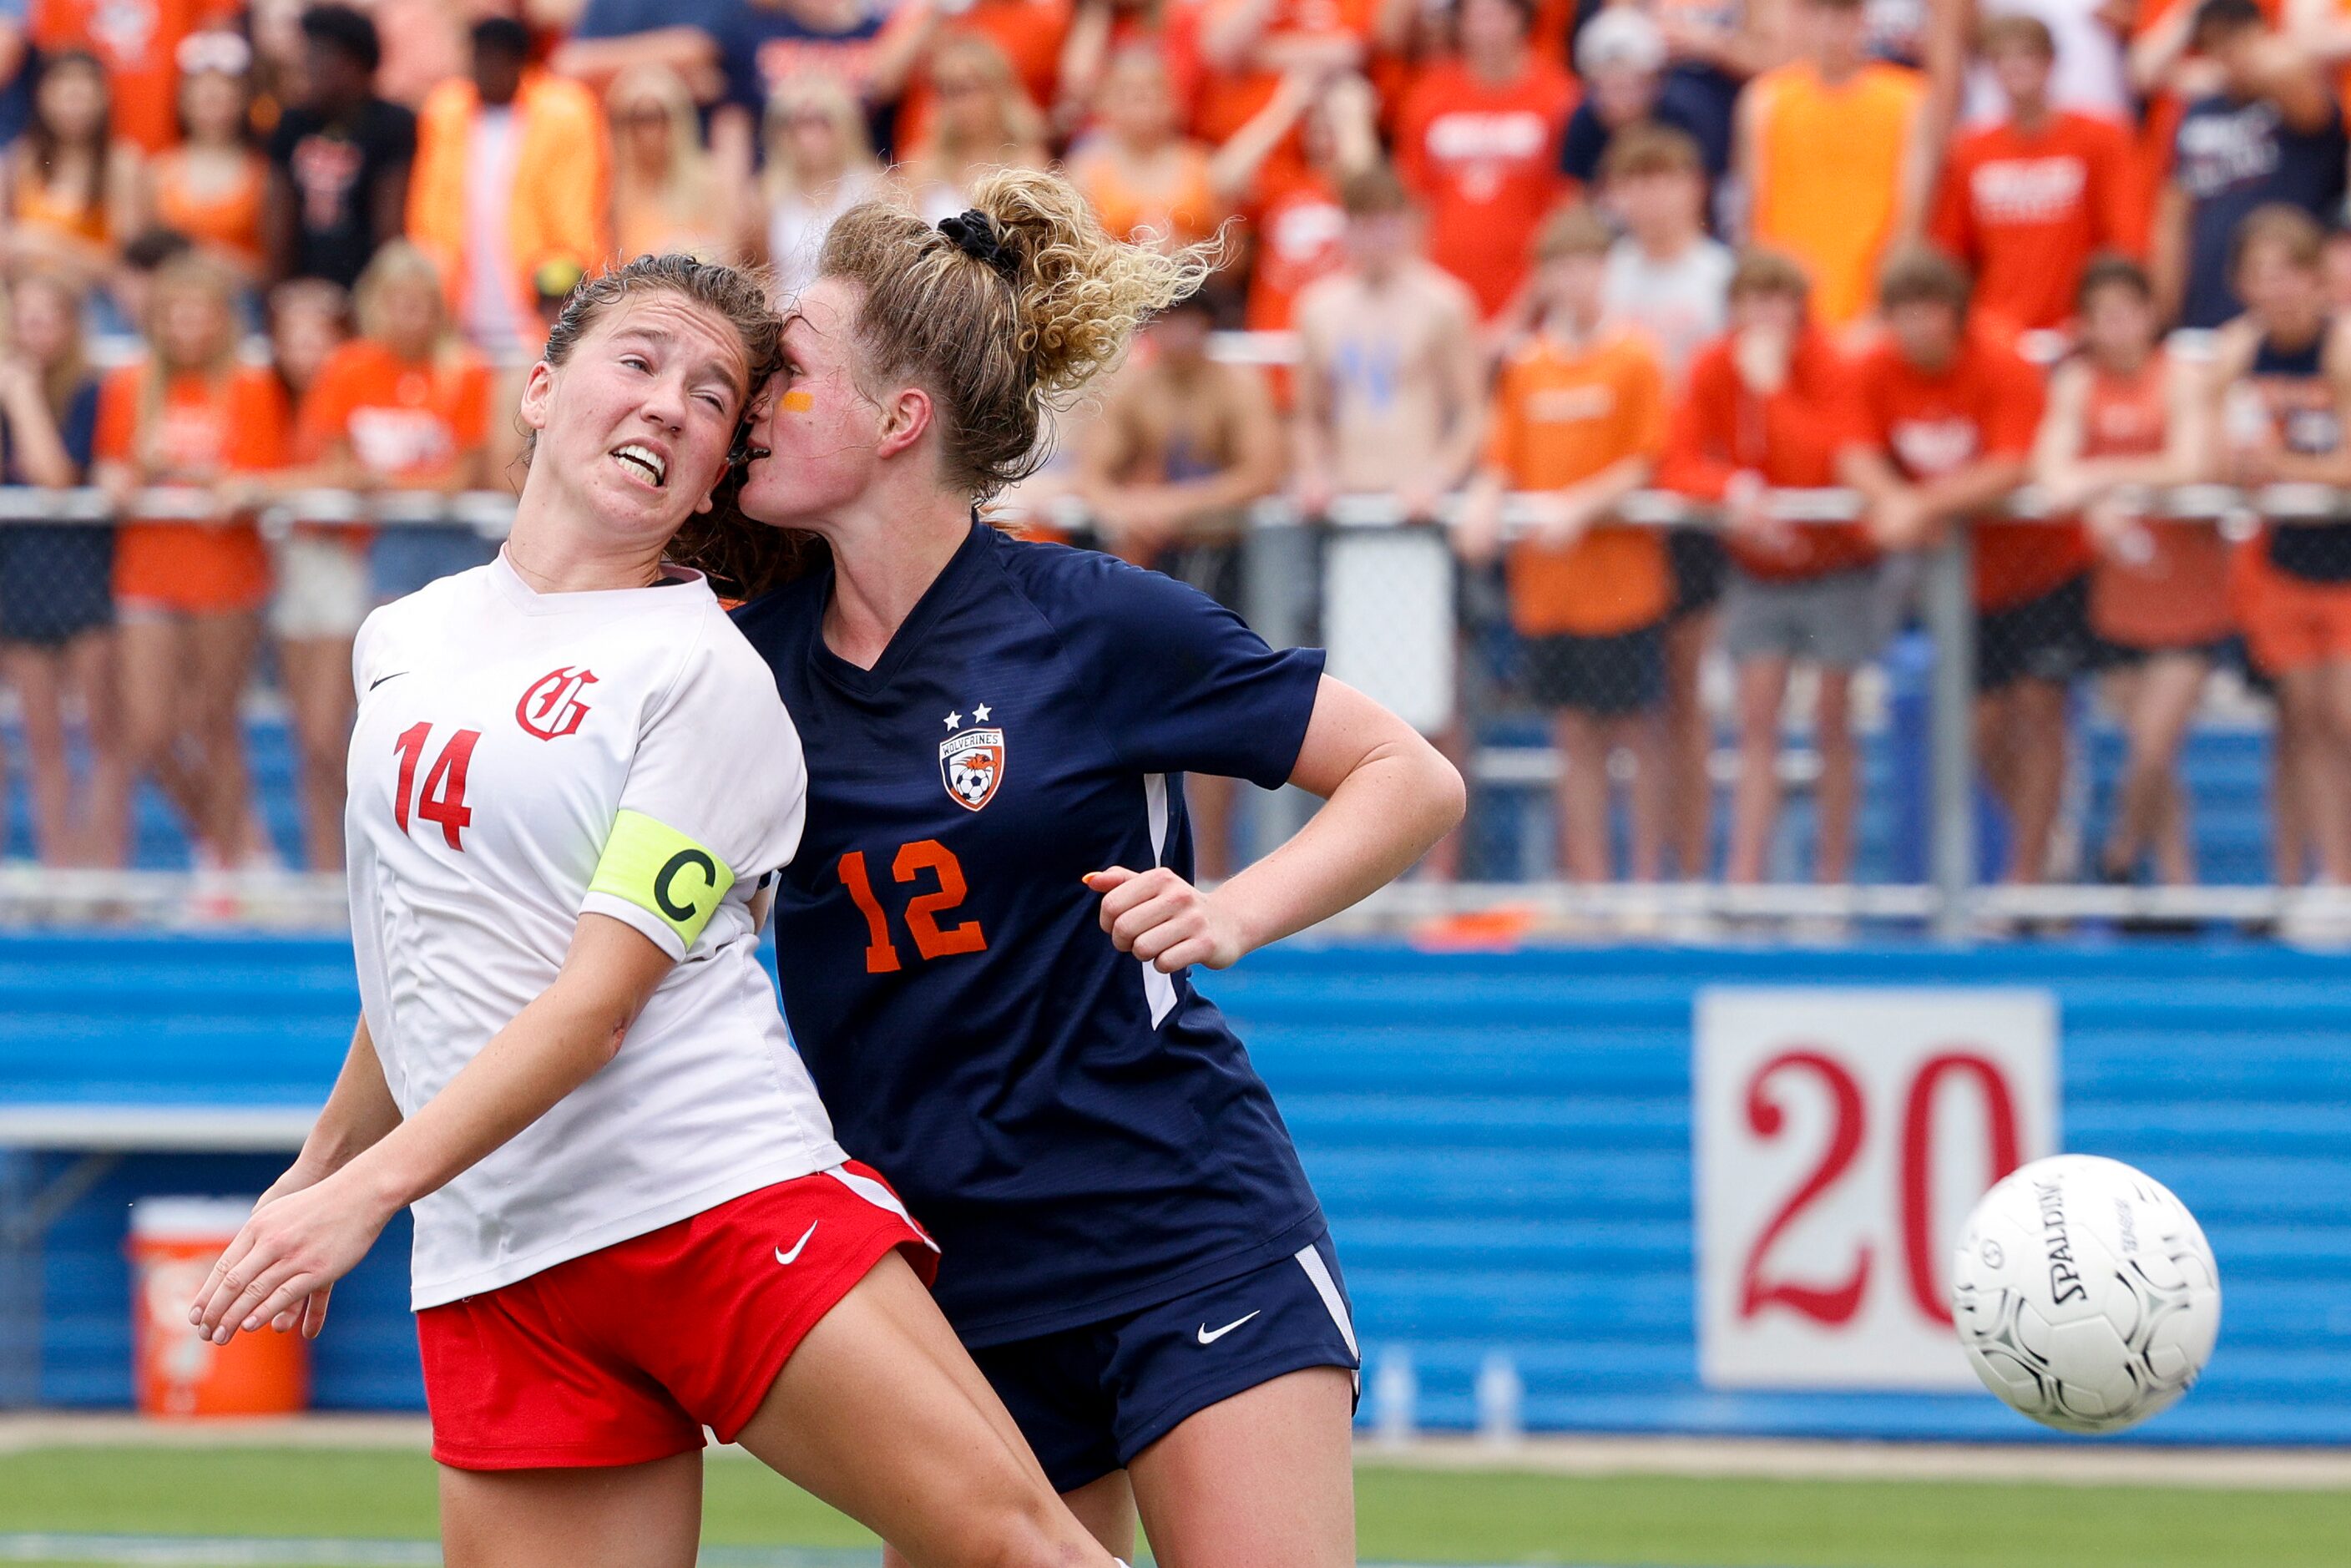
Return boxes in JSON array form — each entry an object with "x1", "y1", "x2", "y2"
[{"x1": 407, "y1": 18, "x2": 609, "y2": 362}]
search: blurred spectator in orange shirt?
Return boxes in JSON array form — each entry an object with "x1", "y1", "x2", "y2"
[
  {"x1": 1394, "y1": 0, "x2": 1576, "y2": 319},
  {"x1": 1055, "y1": 0, "x2": 1207, "y2": 139},
  {"x1": 1738, "y1": 0, "x2": 1931, "y2": 326},
  {"x1": 1841, "y1": 247, "x2": 2075, "y2": 886},
  {"x1": 1219, "y1": 69, "x2": 1379, "y2": 334},
  {"x1": 607, "y1": 63, "x2": 736, "y2": 261},
  {"x1": 1661, "y1": 249, "x2": 1878, "y2": 886},
  {"x1": 1930, "y1": 14, "x2": 2139, "y2": 340},
  {"x1": 1459, "y1": 204, "x2": 1673, "y2": 883},
  {"x1": 149, "y1": 32, "x2": 270, "y2": 291},
  {"x1": 1070, "y1": 44, "x2": 1225, "y2": 249},
  {"x1": 410, "y1": 18, "x2": 609, "y2": 363},
  {"x1": 897, "y1": 0, "x2": 1075, "y2": 148},
  {"x1": 4, "y1": 51, "x2": 145, "y2": 292},
  {"x1": 1196, "y1": 0, "x2": 1378, "y2": 147},
  {"x1": 97, "y1": 255, "x2": 290, "y2": 880},
  {"x1": 30, "y1": 0, "x2": 240, "y2": 153},
  {"x1": 281, "y1": 240, "x2": 492, "y2": 868},
  {"x1": 2032, "y1": 255, "x2": 2217, "y2": 891},
  {"x1": 897, "y1": 33, "x2": 1050, "y2": 220},
  {"x1": 757, "y1": 72, "x2": 886, "y2": 299}
]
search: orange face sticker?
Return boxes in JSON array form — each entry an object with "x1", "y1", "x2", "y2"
[{"x1": 780, "y1": 389, "x2": 815, "y2": 413}]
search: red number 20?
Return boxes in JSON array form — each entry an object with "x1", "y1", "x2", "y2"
[
  {"x1": 392, "y1": 723, "x2": 482, "y2": 850},
  {"x1": 1737, "y1": 1049, "x2": 2021, "y2": 1328}
]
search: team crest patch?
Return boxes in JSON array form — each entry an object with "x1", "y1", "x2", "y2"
[{"x1": 940, "y1": 726, "x2": 1006, "y2": 812}]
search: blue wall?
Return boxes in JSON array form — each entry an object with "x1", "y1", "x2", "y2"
[{"x1": 4, "y1": 936, "x2": 2348, "y2": 1444}]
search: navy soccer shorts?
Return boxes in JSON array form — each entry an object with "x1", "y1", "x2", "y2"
[{"x1": 968, "y1": 1231, "x2": 1361, "y2": 1493}]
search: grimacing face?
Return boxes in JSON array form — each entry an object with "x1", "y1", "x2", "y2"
[{"x1": 518, "y1": 292, "x2": 753, "y2": 547}]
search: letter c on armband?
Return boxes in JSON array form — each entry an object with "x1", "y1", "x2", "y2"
[{"x1": 589, "y1": 810, "x2": 737, "y2": 948}]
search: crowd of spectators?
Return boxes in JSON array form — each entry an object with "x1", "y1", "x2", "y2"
[{"x1": 1, "y1": 0, "x2": 2349, "y2": 903}]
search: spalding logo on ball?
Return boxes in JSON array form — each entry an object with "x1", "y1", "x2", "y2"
[{"x1": 1952, "y1": 1155, "x2": 2221, "y2": 1434}]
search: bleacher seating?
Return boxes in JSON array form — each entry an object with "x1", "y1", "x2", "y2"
[{"x1": 6, "y1": 937, "x2": 2348, "y2": 1442}]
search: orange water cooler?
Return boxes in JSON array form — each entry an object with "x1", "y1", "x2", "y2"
[{"x1": 129, "y1": 1198, "x2": 310, "y2": 1418}]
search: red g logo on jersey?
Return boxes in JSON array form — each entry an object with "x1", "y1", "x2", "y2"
[
  {"x1": 517, "y1": 666, "x2": 599, "y2": 740},
  {"x1": 940, "y1": 726, "x2": 1005, "y2": 812}
]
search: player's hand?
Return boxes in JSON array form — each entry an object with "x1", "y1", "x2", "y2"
[
  {"x1": 188, "y1": 1169, "x2": 393, "y2": 1345},
  {"x1": 245, "y1": 1160, "x2": 340, "y2": 1337},
  {"x1": 1084, "y1": 866, "x2": 1250, "y2": 972}
]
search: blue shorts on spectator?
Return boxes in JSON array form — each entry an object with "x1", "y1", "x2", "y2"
[
  {"x1": 1522, "y1": 622, "x2": 1666, "y2": 715},
  {"x1": 0, "y1": 527, "x2": 114, "y2": 645},
  {"x1": 1977, "y1": 574, "x2": 2094, "y2": 692}
]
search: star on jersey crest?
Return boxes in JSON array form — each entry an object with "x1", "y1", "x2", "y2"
[
  {"x1": 973, "y1": 703, "x2": 992, "y2": 722},
  {"x1": 944, "y1": 711, "x2": 961, "y2": 730}
]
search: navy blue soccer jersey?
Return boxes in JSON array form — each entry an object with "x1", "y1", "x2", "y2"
[{"x1": 732, "y1": 521, "x2": 1330, "y2": 1346}]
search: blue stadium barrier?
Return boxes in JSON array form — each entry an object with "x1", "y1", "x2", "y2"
[{"x1": 3, "y1": 935, "x2": 2348, "y2": 1444}]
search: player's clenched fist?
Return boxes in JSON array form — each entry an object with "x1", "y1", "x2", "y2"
[{"x1": 1085, "y1": 867, "x2": 1250, "y2": 973}]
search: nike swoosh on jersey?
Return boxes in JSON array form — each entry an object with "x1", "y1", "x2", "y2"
[
  {"x1": 774, "y1": 1221, "x2": 819, "y2": 1266},
  {"x1": 1196, "y1": 1310, "x2": 1261, "y2": 1344},
  {"x1": 368, "y1": 671, "x2": 410, "y2": 691}
]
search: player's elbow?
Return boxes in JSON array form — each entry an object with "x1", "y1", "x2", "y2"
[{"x1": 1398, "y1": 732, "x2": 1469, "y2": 845}]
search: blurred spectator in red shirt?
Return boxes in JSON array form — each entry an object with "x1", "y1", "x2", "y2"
[
  {"x1": 1212, "y1": 67, "x2": 1381, "y2": 332},
  {"x1": 897, "y1": 0, "x2": 1076, "y2": 149},
  {"x1": 1070, "y1": 43, "x2": 1225, "y2": 249},
  {"x1": 1663, "y1": 249, "x2": 1876, "y2": 886},
  {"x1": 1055, "y1": 0, "x2": 1206, "y2": 138},
  {"x1": 1196, "y1": 0, "x2": 1378, "y2": 146},
  {"x1": 1843, "y1": 247, "x2": 2076, "y2": 886},
  {"x1": 31, "y1": 0, "x2": 239, "y2": 153},
  {"x1": 1929, "y1": 13, "x2": 2139, "y2": 338},
  {"x1": 1394, "y1": 0, "x2": 1575, "y2": 318}
]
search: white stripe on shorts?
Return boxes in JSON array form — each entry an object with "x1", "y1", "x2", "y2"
[
  {"x1": 825, "y1": 1165, "x2": 940, "y2": 1252},
  {"x1": 1294, "y1": 1243, "x2": 1358, "y2": 1361}
]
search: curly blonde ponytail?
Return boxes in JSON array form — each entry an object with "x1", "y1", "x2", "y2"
[{"x1": 816, "y1": 165, "x2": 1216, "y2": 498}]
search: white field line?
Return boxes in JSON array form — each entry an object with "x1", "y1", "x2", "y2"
[{"x1": 5, "y1": 1414, "x2": 2348, "y2": 1491}]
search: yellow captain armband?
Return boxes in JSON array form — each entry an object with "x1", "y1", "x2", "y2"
[{"x1": 589, "y1": 810, "x2": 736, "y2": 948}]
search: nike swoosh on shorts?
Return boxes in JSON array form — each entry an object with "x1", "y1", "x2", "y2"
[
  {"x1": 1196, "y1": 1310, "x2": 1261, "y2": 1344},
  {"x1": 775, "y1": 1221, "x2": 819, "y2": 1266}
]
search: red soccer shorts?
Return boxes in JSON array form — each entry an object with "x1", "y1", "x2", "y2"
[{"x1": 417, "y1": 1162, "x2": 938, "y2": 1470}]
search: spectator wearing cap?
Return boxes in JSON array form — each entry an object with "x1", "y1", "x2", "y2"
[
  {"x1": 1458, "y1": 205, "x2": 1675, "y2": 885},
  {"x1": 1394, "y1": 0, "x2": 1576, "y2": 319},
  {"x1": 1737, "y1": 0, "x2": 1931, "y2": 326},
  {"x1": 606, "y1": 63, "x2": 736, "y2": 263},
  {"x1": 265, "y1": 5, "x2": 416, "y2": 291},
  {"x1": 1560, "y1": 7, "x2": 1730, "y2": 193},
  {"x1": 29, "y1": 0, "x2": 230, "y2": 153},
  {"x1": 1842, "y1": 247, "x2": 2080, "y2": 888},
  {"x1": 1929, "y1": 13, "x2": 2138, "y2": 341},
  {"x1": 2155, "y1": 0, "x2": 2343, "y2": 328},
  {"x1": 409, "y1": 18, "x2": 609, "y2": 364},
  {"x1": 149, "y1": 31, "x2": 270, "y2": 288}
]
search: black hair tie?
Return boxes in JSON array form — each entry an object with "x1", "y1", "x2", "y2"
[{"x1": 938, "y1": 210, "x2": 1019, "y2": 281}]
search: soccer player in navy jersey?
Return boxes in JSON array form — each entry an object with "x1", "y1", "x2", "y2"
[{"x1": 717, "y1": 171, "x2": 1464, "y2": 1566}]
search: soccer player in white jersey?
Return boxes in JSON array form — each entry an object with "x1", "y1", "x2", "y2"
[{"x1": 187, "y1": 255, "x2": 1123, "y2": 1568}]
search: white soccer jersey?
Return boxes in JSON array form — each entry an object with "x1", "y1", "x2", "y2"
[{"x1": 346, "y1": 552, "x2": 845, "y2": 1309}]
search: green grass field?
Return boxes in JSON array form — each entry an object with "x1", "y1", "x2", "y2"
[{"x1": 2, "y1": 1445, "x2": 2348, "y2": 1567}]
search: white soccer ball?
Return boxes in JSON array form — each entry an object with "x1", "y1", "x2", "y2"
[{"x1": 1951, "y1": 1154, "x2": 2221, "y2": 1435}]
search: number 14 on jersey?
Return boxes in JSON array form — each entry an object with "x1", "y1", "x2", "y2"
[{"x1": 392, "y1": 723, "x2": 482, "y2": 850}]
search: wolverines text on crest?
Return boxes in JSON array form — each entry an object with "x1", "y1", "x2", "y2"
[{"x1": 939, "y1": 705, "x2": 1006, "y2": 812}]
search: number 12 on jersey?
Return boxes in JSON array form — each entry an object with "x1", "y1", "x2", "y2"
[
  {"x1": 392, "y1": 723, "x2": 483, "y2": 850},
  {"x1": 839, "y1": 842, "x2": 987, "y2": 972}
]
